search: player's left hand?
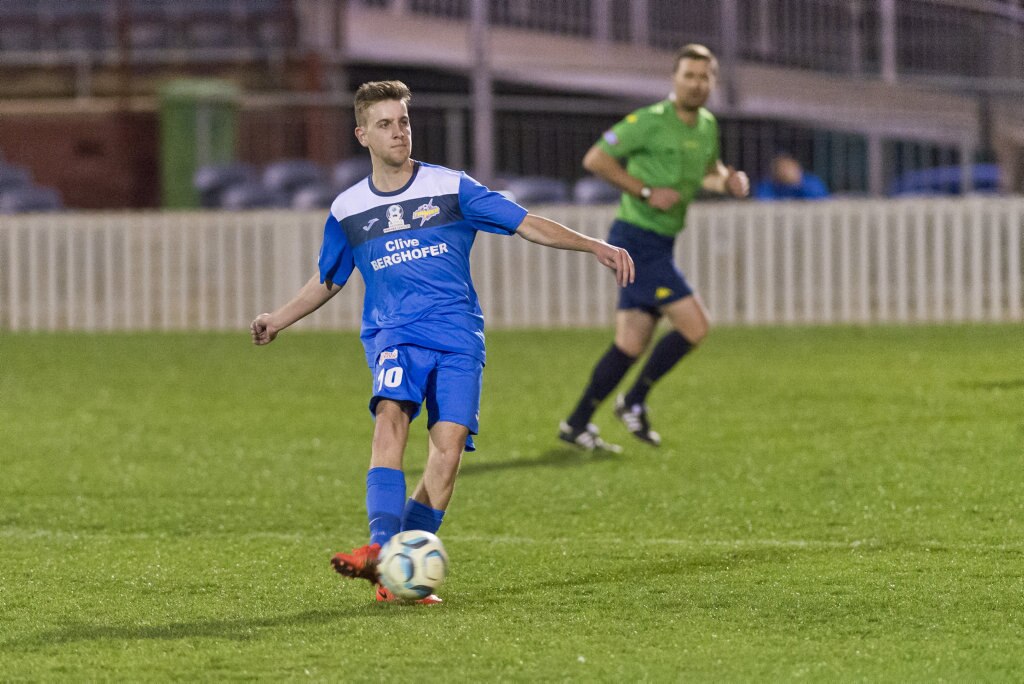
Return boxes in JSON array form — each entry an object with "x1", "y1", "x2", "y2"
[
  {"x1": 725, "y1": 166, "x2": 750, "y2": 198},
  {"x1": 593, "y1": 242, "x2": 635, "y2": 287}
]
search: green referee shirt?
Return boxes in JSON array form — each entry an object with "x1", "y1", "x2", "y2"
[{"x1": 595, "y1": 100, "x2": 720, "y2": 237}]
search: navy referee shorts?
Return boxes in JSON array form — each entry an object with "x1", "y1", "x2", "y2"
[{"x1": 607, "y1": 219, "x2": 694, "y2": 314}]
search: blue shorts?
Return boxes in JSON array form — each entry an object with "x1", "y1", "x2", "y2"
[
  {"x1": 607, "y1": 219, "x2": 693, "y2": 315},
  {"x1": 369, "y1": 344, "x2": 482, "y2": 451}
]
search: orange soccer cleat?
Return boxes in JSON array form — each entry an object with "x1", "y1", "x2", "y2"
[
  {"x1": 375, "y1": 584, "x2": 443, "y2": 605},
  {"x1": 330, "y1": 543, "x2": 382, "y2": 583}
]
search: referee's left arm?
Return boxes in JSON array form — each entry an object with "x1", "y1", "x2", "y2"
[{"x1": 702, "y1": 160, "x2": 750, "y2": 198}]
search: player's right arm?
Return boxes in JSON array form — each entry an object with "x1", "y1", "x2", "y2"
[{"x1": 250, "y1": 274, "x2": 342, "y2": 345}]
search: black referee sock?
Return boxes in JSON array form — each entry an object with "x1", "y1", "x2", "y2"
[
  {"x1": 566, "y1": 344, "x2": 637, "y2": 430},
  {"x1": 623, "y1": 331, "x2": 694, "y2": 407}
]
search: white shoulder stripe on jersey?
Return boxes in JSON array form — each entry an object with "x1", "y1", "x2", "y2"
[{"x1": 331, "y1": 164, "x2": 462, "y2": 222}]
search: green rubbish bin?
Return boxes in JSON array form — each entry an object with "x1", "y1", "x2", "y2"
[{"x1": 159, "y1": 79, "x2": 240, "y2": 208}]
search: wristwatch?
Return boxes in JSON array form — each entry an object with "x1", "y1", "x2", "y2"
[{"x1": 639, "y1": 185, "x2": 653, "y2": 201}]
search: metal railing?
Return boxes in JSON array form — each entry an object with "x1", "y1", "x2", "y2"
[
  {"x1": 2, "y1": 198, "x2": 1021, "y2": 332},
  {"x1": 2, "y1": 1, "x2": 1021, "y2": 89},
  {"x1": 352, "y1": 0, "x2": 1024, "y2": 88}
]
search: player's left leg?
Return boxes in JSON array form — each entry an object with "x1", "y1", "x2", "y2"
[
  {"x1": 410, "y1": 420, "x2": 469, "y2": 513},
  {"x1": 616, "y1": 294, "x2": 709, "y2": 445},
  {"x1": 403, "y1": 350, "x2": 479, "y2": 535}
]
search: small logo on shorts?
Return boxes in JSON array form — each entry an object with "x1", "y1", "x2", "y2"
[
  {"x1": 378, "y1": 349, "x2": 399, "y2": 364},
  {"x1": 656, "y1": 286, "x2": 674, "y2": 300}
]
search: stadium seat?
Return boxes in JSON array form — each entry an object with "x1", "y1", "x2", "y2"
[
  {"x1": 0, "y1": 164, "x2": 32, "y2": 191},
  {"x1": 572, "y1": 176, "x2": 620, "y2": 204},
  {"x1": 242, "y1": 0, "x2": 295, "y2": 49},
  {"x1": 51, "y1": 1, "x2": 112, "y2": 51},
  {"x1": 194, "y1": 163, "x2": 256, "y2": 208},
  {"x1": 0, "y1": 3, "x2": 42, "y2": 51},
  {"x1": 262, "y1": 159, "x2": 323, "y2": 195},
  {"x1": 174, "y1": 2, "x2": 239, "y2": 50},
  {"x1": 0, "y1": 186, "x2": 63, "y2": 214},
  {"x1": 500, "y1": 176, "x2": 571, "y2": 205},
  {"x1": 888, "y1": 164, "x2": 1001, "y2": 196},
  {"x1": 125, "y1": 1, "x2": 172, "y2": 50},
  {"x1": 291, "y1": 183, "x2": 338, "y2": 210},
  {"x1": 219, "y1": 182, "x2": 288, "y2": 210},
  {"x1": 332, "y1": 157, "x2": 373, "y2": 191}
]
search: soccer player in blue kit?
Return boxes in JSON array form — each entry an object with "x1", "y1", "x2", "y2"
[{"x1": 250, "y1": 81, "x2": 634, "y2": 604}]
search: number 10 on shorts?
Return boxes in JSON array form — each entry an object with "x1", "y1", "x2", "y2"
[{"x1": 377, "y1": 367, "x2": 404, "y2": 392}]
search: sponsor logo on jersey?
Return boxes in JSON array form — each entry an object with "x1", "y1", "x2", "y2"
[
  {"x1": 384, "y1": 204, "x2": 410, "y2": 233},
  {"x1": 370, "y1": 241, "x2": 450, "y2": 271},
  {"x1": 412, "y1": 197, "x2": 440, "y2": 226},
  {"x1": 361, "y1": 217, "x2": 379, "y2": 232},
  {"x1": 378, "y1": 349, "x2": 399, "y2": 363},
  {"x1": 656, "y1": 286, "x2": 674, "y2": 300},
  {"x1": 602, "y1": 130, "x2": 619, "y2": 146}
]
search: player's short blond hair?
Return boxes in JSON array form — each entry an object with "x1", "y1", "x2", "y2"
[
  {"x1": 354, "y1": 80, "x2": 412, "y2": 127},
  {"x1": 673, "y1": 44, "x2": 718, "y2": 75}
]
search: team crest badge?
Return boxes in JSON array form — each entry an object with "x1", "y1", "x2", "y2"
[
  {"x1": 412, "y1": 198, "x2": 440, "y2": 226},
  {"x1": 384, "y1": 204, "x2": 410, "y2": 233}
]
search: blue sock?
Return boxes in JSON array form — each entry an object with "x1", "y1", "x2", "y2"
[
  {"x1": 366, "y1": 467, "x2": 406, "y2": 547},
  {"x1": 401, "y1": 498, "x2": 445, "y2": 534}
]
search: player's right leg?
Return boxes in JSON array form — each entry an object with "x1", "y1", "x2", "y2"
[
  {"x1": 331, "y1": 398, "x2": 414, "y2": 583},
  {"x1": 332, "y1": 346, "x2": 429, "y2": 587}
]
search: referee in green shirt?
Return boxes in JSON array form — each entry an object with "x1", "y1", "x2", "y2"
[{"x1": 560, "y1": 44, "x2": 750, "y2": 450}]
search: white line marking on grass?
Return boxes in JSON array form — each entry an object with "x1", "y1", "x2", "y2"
[{"x1": 4, "y1": 528, "x2": 1022, "y2": 553}]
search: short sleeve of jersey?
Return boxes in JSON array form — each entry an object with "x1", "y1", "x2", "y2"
[
  {"x1": 317, "y1": 213, "x2": 355, "y2": 287},
  {"x1": 458, "y1": 173, "x2": 528, "y2": 235},
  {"x1": 595, "y1": 108, "x2": 650, "y2": 159}
]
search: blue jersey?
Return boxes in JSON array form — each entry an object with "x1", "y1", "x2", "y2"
[{"x1": 318, "y1": 161, "x2": 528, "y2": 367}]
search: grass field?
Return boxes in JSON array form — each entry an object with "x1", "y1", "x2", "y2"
[{"x1": 1, "y1": 324, "x2": 1022, "y2": 680}]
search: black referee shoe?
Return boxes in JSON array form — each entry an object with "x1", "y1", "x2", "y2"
[
  {"x1": 613, "y1": 395, "x2": 662, "y2": 446},
  {"x1": 558, "y1": 421, "x2": 622, "y2": 453}
]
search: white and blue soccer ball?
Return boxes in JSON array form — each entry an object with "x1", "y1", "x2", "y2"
[{"x1": 377, "y1": 530, "x2": 449, "y2": 601}]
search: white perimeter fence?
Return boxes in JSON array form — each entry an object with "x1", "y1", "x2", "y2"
[{"x1": 1, "y1": 198, "x2": 1022, "y2": 332}]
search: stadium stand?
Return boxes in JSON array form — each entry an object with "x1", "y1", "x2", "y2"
[
  {"x1": 52, "y1": 1, "x2": 111, "y2": 51},
  {"x1": 499, "y1": 177, "x2": 571, "y2": 205},
  {"x1": 888, "y1": 164, "x2": 1002, "y2": 196},
  {"x1": 194, "y1": 163, "x2": 257, "y2": 208},
  {"x1": 219, "y1": 181, "x2": 288, "y2": 210},
  {"x1": 261, "y1": 159, "x2": 323, "y2": 196},
  {"x1": 572, "y1": 176, "x2": 620, "y2": 205},
  {"x1": 332, "y1": 157, "x2": 373, "y2": 192},
  {"x1": 291, "y1": 183, "x2": 338, "y2": 210},
  {"x1": 0, "y1": 164, "x2": 32, "y2": 191},
  {"x1": 0, "y1": 186, "x2": 63, "y2": 213}
]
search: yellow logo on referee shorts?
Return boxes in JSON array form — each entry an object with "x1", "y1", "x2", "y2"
[{"x1": 655, "y1": 287, "x2": 674, "y2": 300}]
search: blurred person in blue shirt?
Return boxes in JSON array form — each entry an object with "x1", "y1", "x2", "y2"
[{"x1": 754, "y1": 152, "x2": 829, "y2": 200}]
